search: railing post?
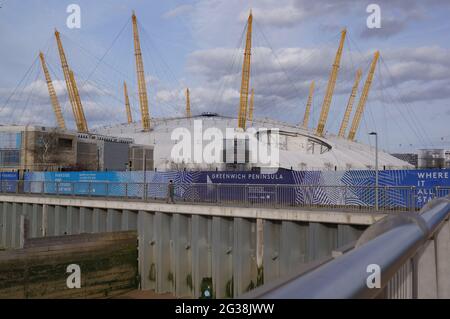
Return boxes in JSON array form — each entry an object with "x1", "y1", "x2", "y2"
[
  {"x1": 105, "y1": 182, "x2": 109, "y2": 197},
  {"x1": 216, "y1": 183, "x2": 220, "y2": 204},
  {"x1": 307, "y1": 185, "x2": 311, "y2": 207},
  {"x1": 125, "y1": 183, "x2": 128, "y2": 199},
  {"x1": 214, "y1": 184, "x2": 219, "y2": 203},
  {"x1": 375, "y1": 185, "x2": 379, "y2": 211},
  {"x1": 56, "y1": 182, "x2": 59, "y2": 196},
  {"x1": 343, "y1": 185, "x2": 347, "y2": 207},
  {"x1": 88, "y1": 182, "x2": 92, "y2": 197},
  {"x1": 275, "y1": 184, "x2": 278, "y2": 208},
  {"x1": 245, "y1": 184, "x2": 249, "y2": 207}
]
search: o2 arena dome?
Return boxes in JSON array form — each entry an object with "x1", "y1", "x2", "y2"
[
  {"x1": 29, "y1": 11, "x2": 412, "y2": 172},
  {"x1": 92, "y1": 12, "x2": 411, "y2": 172},
  {"x1": 94, "y1": 113, "x2": 412, "y2": 171}
]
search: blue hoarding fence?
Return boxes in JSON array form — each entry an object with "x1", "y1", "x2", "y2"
[
  {"x1": 0, "y1": 172, "x2": 19, "y2": 193},
  {"x1": 22, "y1": 169, "x2": 450, "y2": 209}
]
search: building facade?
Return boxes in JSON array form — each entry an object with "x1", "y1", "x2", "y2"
[
  {"x1": 0, "y1": 125, "x2": 77, "y2": 172},
  {"x1": 0, "y1": 125, "x2": 154, "y2": 173}
]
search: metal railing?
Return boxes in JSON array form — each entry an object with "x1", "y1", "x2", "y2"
[
  {"x1": 243, "y1": 195, "x2": 450, "y2": 299},
  {"x1": 0, "y1": 180, "x2": 449, "y2": 212}
]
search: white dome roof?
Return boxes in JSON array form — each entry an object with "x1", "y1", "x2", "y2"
[{"x1": 93, "y1": 115, "x2": 412, "y2": 171}]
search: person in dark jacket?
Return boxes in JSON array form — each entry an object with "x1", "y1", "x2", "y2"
[{"x1": 167, "y1": 180, "x2": 175, "y2": 203}]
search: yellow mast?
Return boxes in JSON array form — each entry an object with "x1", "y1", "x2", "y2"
[
  {"x1": 302, "y1": 81, "x2": 315, "y2": 129},
  {"x1": 54, "y1": 29, "x2": 88, "y2": 132},
  {"x1": 315, "y1": 29, "x2": 347, "y2": 137},
  {"x1": 237, "y1": 11, "x2": 253, "y2": 130},
  {"x1": 69, "y1": 70, "x2": 88, "y2": 132},
  {"x1": 185, "y1": 88, "x2": 191, "y2": 118},
  {"x1": 132, "y1": 12, "x2": 151, "y2": 131},
  {"x1": 338, "y1": 69, "x2": 362, "y2": 137},
  {"x1": 248, "y1": 88, "x2": 254, "y2": 122},
  {"x1": 348, "y1": 51, "x2": 380, "y2": 141},
  {"x1": 123, "y1": 81, "x2": 133, "y2": 123},
  {"x1": 38, "y1": 52, "x2": 66, "y2": 130}
]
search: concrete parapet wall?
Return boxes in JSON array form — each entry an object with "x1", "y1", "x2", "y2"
[{"x1": 0, "y1": 194, "x2": 371, "y2": 298}]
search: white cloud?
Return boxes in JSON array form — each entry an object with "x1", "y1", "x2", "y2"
[
  {"x1": 194, "y1": 44, "x2": 450, "y2": 89},
  {"x1": 238, "y1": 6, "x2": 305, "y2": 28},
  {"x1": 0, "y1": 78, "x2": 112, "y2": 128},
  {"x1": 156, "y1": 89, "x2": 183, "y2": 103},
  {"x1": 6, "y1": 79, "x2": 107, "y2": 104},
  {"x1": 1, "y1": 0, "x2": 449, "y2": 145},
  {"x1": 163, "y1": 4, "x2": 193, "y2": 19},
  {"x1": 145, "y1": 75, "x2": 160, "y2": 86}
]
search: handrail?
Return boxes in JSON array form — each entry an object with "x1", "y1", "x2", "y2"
[
  {"x1": 243, "y1": 196, "x2": 450, "y2": 299},
  {"x1": 0, "y1": 180, "x2": 426, "y2": 188},
  {"x1": 0, "y1": 180, "x2": 449, "y2": 212}
]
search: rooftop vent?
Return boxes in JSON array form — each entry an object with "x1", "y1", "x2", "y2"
[{"x1": 201, "y1": 112, "x2": 218, "y2": 117}]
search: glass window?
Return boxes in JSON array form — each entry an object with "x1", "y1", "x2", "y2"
[{"x1": 0, "y1": 150, "x2": 20, "y2": 166}]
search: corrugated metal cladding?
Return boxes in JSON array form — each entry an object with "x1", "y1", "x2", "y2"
[
  {"x1": 103, "y1": 141, "x2": 129, "y2": 171},
  {"x1": 129, "y1": 146, "x2": 154, "y2": 170},
  {"x1": 76, "y1": 141, "x2": 98, "y2": 171}
]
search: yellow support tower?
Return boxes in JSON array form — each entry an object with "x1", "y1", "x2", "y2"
[
  {"x1": 302, "y1": 81, "x2": 315, "y2": 129},
  {"x1": 186, "y1": 88, "x2": 191, "y2": 118},
  {"x1": 38, "y1": 52, "x2": 66, "y2": 130},
  {"x1": 69, "y1": 70, "x2": 88, "y2": 132},
  {"x1": 237, "y1": 11, "x2": 253, "y2": 130},
  {"x1": 247, "y1": 88, "x2": 254, "y2": 122},
  {"x1": 132, "y1": 12, "x2": 151, "y2": 131},
  {"x1": 348, "y1": 51, "x2": 380, "y2": 141},
  {"x1": 315, "y1": 29, "x2": 347, "y2": 137},
  {"x1": 54, "y1": 29, "x2": 88, "y2": 132},
  {"x1": 338, "y1": 69, "x2": 362, "y2": 137},
  {"x1": 123, "y1": 81, "x2": 133, "y2": 124}
]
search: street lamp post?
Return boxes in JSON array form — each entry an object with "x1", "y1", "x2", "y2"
[
  {"x1": 143, "y1": 150, "x2": 147, "y2": 200},
  {"x1": 369, "y1": 132, "x2": 379, "y2": 210}
]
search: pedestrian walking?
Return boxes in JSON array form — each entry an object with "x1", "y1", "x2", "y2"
[{"x1": 167, "y1": 180, "x2": 175, "y2": 203}]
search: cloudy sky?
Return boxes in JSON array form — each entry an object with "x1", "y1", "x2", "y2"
[{"x1": 0, "y1": 0, "x2": 449, "y2": 152}]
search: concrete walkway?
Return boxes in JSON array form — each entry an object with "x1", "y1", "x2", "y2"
[{"x1": 0, "y1": 193, "x2": 387, "y2": 225}]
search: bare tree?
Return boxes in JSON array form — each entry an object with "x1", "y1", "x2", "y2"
[{"x1": 32, "y1": 131, "x2": 65, "y2": 169}]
